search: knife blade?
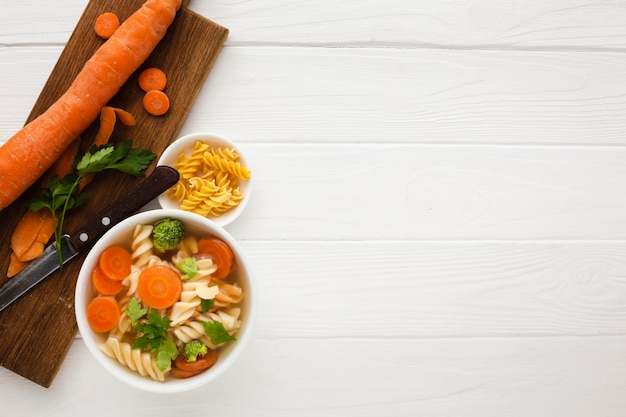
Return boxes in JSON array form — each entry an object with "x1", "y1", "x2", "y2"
[{"x1": 0, "y1": 165, "x2": 179, "y2": 312}]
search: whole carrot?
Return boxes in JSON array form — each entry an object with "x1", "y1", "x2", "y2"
[{"x1": 0, "y1": 0, "x2": 182, "y2": 211}]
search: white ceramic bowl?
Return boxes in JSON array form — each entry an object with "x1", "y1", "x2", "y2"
[
  {"x1": 157, "y1": 132, "x2": 252, "y2": 227},
  {"x1": 75, "y1": 209, "x2": 255, "y2": 393}
]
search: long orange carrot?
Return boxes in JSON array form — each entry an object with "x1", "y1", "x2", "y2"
[{"x1": 0, "y1": 0, "x2": 182, "y2": 211}]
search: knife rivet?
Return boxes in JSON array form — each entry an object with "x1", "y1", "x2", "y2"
[
  {"x1": 101, "y1": 216, "x2": 111, "y2": 226},
  {"x1": 79, "y1": 233, "x2": 88, "y2": 242}
]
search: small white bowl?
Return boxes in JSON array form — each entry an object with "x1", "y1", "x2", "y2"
[
  {"x1": 157, "y1": 132, "x2": 252, "y2": 227},
  {"x1": 75, "y1": 209, "x2": 256, "y2": 393}
]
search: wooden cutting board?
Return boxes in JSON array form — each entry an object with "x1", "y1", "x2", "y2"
[{"x1": 0, "y1": 0, "x2": 228, "y2": 387}]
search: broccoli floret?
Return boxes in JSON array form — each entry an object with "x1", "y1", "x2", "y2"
[
  {"x1": 152, "y1": 217, "x2": 185, "y2": 252},
  {"x1": 183, "y1": 340, "x2": 208, "y2": 362}
]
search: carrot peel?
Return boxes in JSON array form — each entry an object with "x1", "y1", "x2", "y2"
[
  {"x1": 112, "y1": 107, "x2": 137, "y2": 126},
  {"x1": 94, "y1": 106, "x2": 117, "y2": 146}
]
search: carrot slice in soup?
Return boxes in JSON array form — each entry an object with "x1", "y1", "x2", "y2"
[
  {"x1": 92, "y1": 266, "x2": 124, "y2": 296},
  {"x1": 137, "y1": 264, "x2": 182, "y2": 309},
  {"x1": 99, "y1": 246, "x2": 132, "y2": 281},
  {"x1": 197, "y1": 238, "x2": 234, "y2": 279},
  {"x1": 171, "y1": 350, "x2": 218, "y2": 378},
  {"x1": 87, "y1": 296, "x2": 121, "y2": 332}
]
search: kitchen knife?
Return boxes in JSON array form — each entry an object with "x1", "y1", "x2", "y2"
[{"x1": 0, "y1": 165, "x2": 179, "y2": 312}]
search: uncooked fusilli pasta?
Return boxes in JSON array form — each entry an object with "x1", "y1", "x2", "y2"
[{"x1": 167, "y1": 140, "x2": 250, "y2": 217}]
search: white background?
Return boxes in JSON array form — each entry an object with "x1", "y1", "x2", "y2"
[{"x1": 2, "y1": 0, "x2": 626, "y2": 415}]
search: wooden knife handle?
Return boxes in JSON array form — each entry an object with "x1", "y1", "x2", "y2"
[{"x1": 68, "y1": 165, "x2": 179, "y2": 251}]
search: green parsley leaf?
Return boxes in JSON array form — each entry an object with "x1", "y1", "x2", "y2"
[
  {"x1": 201, "y1": 320, "x2": 236, "y2": 345},
  {"x1": 107, "y1": 146, "x2": 156, "y2": 177},
  {"x1": 26, "y1": 141, "x2": 156, "y2": 267},
  {"x1": 129, "y1": 306, "x2": 177, "y2": 371},
  {"x1": 125, "y1": 297, "x2": 148, "y2": 325},
  {"x1": 76, "y1": 145, "x2": 114, "y2": 174},
  {"x1": 156, "y1": 339, "x2": 179, "y2": 371},
  {"x1": 200, "y1": 298, "x2": 215, "y2": 313},
  {"x1": 176, "y1": 257, "x2": 199, "y2": 280}
]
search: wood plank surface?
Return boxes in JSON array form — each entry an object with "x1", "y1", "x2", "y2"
[{"x1": 0, "y1": 0, "x2": 227, "y2": 387}]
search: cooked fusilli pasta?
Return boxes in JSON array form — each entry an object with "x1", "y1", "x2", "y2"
[
  {"x1": 172, "y1": 308, "x2": 242, "y2": 349},
  {"x1": 99, "y1": 336, "x2": 168, "y2": 381},
  {"x1": 131, "y1": 224, "x2": 154, "y2": 268},
  {"x1": 88, "y1": 220, "x2": 244, "y2": 383}
]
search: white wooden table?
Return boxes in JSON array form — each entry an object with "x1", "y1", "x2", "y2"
[{"x1": 2, "y1": 0, "x2": 626, "y2": 415}]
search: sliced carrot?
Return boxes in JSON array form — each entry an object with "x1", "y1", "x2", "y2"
[
  {"x1": 92, "y1": 266, "x2": 124, "y2": 296},
  {"x1": 11, "y1": 209, "x2": 55, "y2": 261},
  {"x1": 87, "y1": 296, "x2": 121, "y2": 333},
  {"x1": 138, "y1": 67, "x2": 167, "y2": 92},
  {"x1": 197, "y1": 238, "x2": 234, "y2": 279},
  {"x1": 7, "y1": 253, "x2": 29, "y2": 278},
  {"x1": 94, "y1": 106, "x2": 117, "y2": 146},
  {"x1": 99, "y1": 246, "x2": 133, "y2": 281},
  {"x1": 137, "y1": 264, "x2": 182, "y2": 309},
  {"x1": 171, "y1": 350, "x2": 217, "y2": 379},
  {"x1": 142, "y1": 90, "x2": 170, "y2": 116},
  {"x1": 16, "y1": 241, "x2": 47, "y2": 262},
  {"x1": 112, "y1": 107, "x2": 137, "y2": 126},
  {"x1": 94, "y1": 12, "x2": 120, "y2": 40}
]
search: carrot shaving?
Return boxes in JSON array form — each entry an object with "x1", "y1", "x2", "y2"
[
  {"x1": 138, "y1": 67, "x2": 167, "y2": 92},
  {"x1": 94, "y1": 106, "x2": 117, "y2": 146},
  {"x1": 112, "y1": 107, "x2": 137, "y2": 126},
  {"x1": 137, "y1": 264, "x2": 182, "y2": 309},
  {"x1": 142, "y1": 90, "x2": 170, "y2": 116},
  {"x1": 92, "y1": 266, "x2": 123, "y2": 296},
  {"x1": 87, "y1": 296, "x2": 121, "y2": 332},
  {"x1": 94, "y1": 12, "x2": 120, "y2": 40},
  {"x1": 99, "y1": 246, "x2": 133, "y2": 281}
]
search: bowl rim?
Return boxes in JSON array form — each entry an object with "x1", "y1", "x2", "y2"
[
  {"x1": 74, "y1": 208, "x2": 256, "y2": 393},
  {"x1": 156, "y1": 132, "x2": 252, "y2": 228}
]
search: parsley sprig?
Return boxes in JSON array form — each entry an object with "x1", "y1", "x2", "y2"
[
  {"x1": 202, "y1": 319, "x2": 236, "y2": 345},
  {"x1": 126, "y1": 298, "x2": 178, "y2": 371},
  {"x1": 28, "y1": 140, "x2": 155, "y2": 266}
]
